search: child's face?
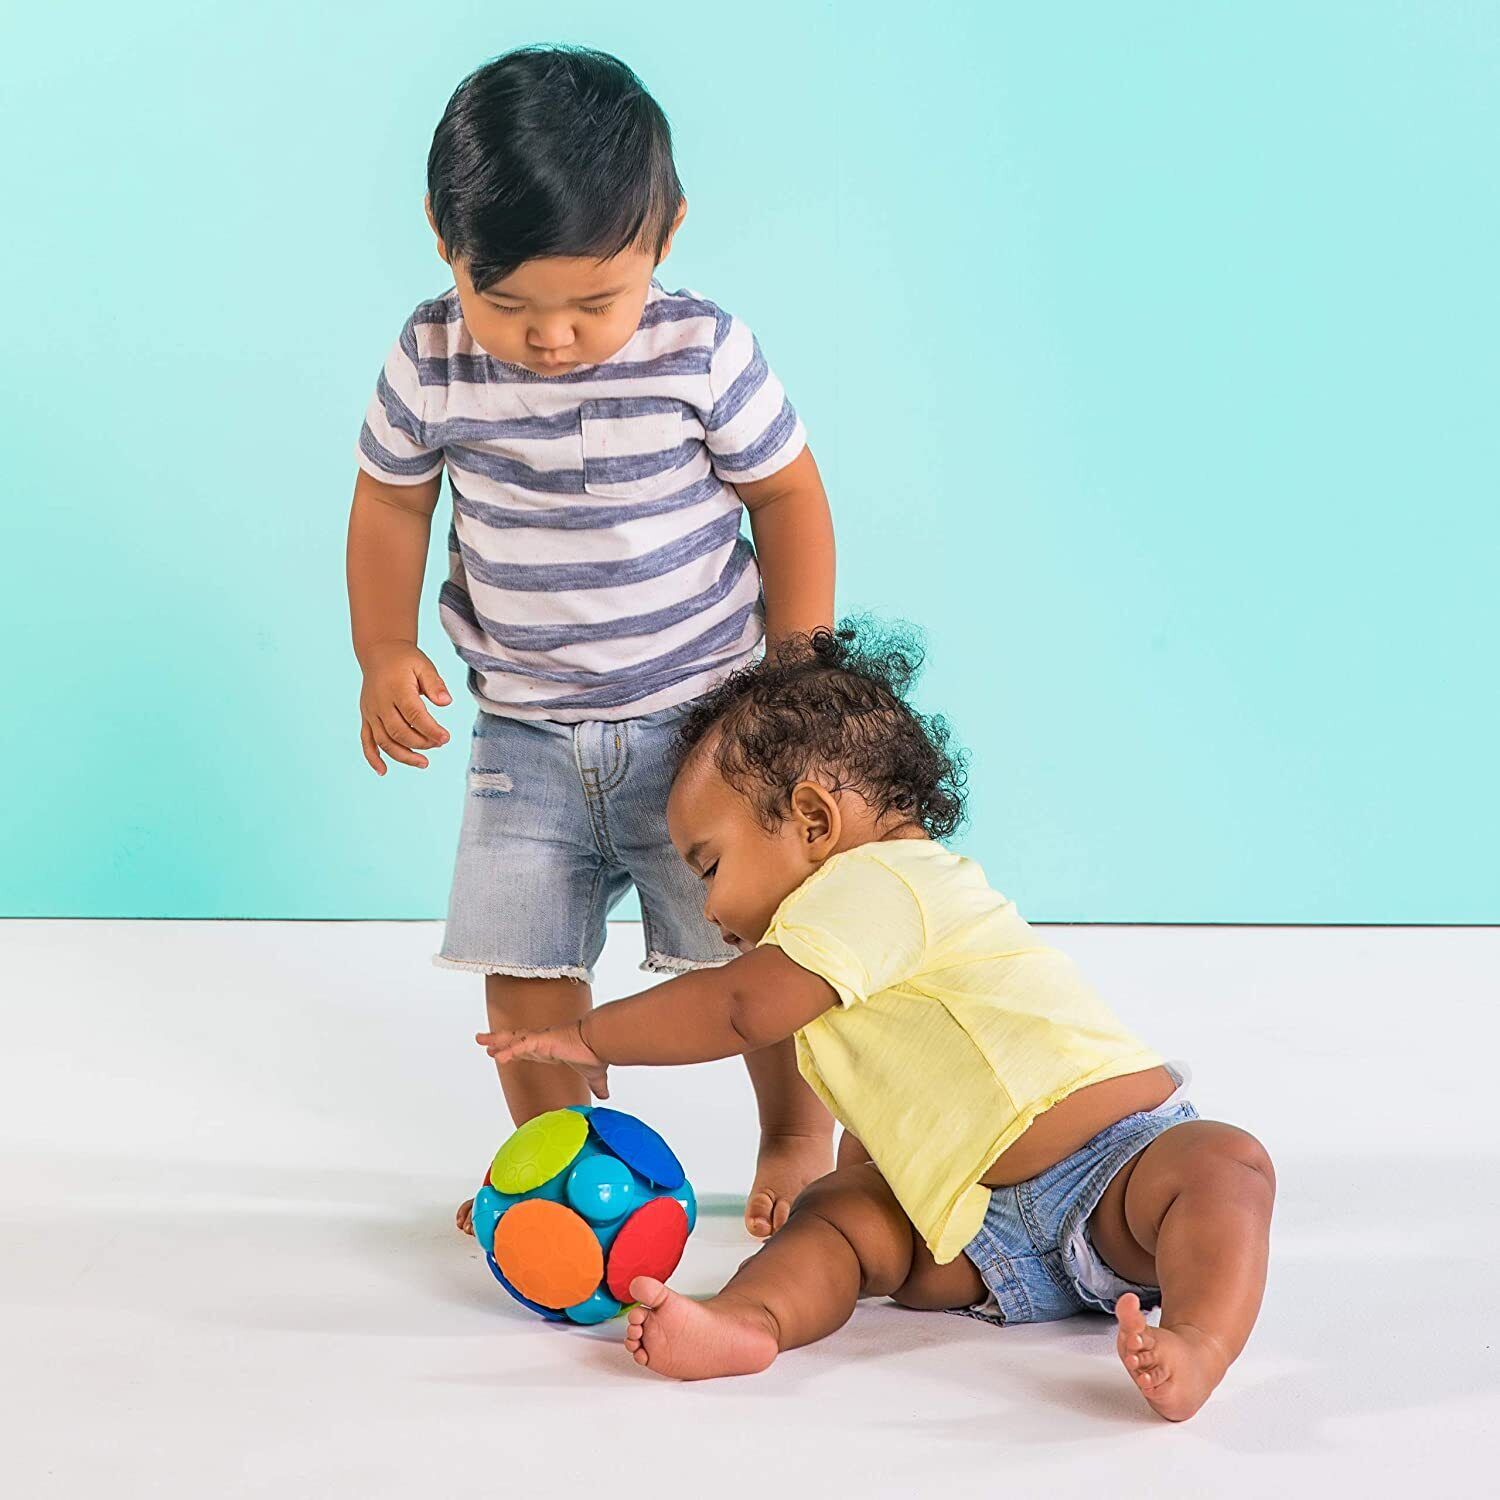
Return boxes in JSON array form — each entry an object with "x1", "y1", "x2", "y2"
[
  {"x1": 427, "y1": 198, "x2": 685, "y2": 376},
  {"x1": 666, "y1": 749, "x2": 825, "y2": 953},
  {"x1": 666, "y1": 734, "x2": 908, "y2": 954}
]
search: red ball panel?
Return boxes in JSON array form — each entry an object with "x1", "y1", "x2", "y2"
[{"x1": 605, "y1": 1196, "x2": 689, "y2": 1303}]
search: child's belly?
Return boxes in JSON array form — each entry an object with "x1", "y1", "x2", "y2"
[{"x1": 979, "y1": 1065, "x2": 1176, "y2": 1187}]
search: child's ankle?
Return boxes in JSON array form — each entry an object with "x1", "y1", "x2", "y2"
[{"x1": 715, "y1": 1290, "x2": 785, "y2": 1352}]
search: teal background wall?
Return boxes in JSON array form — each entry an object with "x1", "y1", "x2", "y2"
[{"x1": 3, "y1": 2, "x2": 1496, "y2": 922}]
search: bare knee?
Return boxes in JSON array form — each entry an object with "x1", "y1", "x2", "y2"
[
  {"x1": 1219, "y1": 1129, "x2": 1276, "y2": 1198},
  {"x1": 1177, "y1": 1127, "x2": 1277, "y2": 1206},
  {"x1": 791, "y1": 1165, "x2": 913, "y2": 1296},
  {"x1": 1126, "y1": 1124, "x2": 1275, "y2": 1249}
]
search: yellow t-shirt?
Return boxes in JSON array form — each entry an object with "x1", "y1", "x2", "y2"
[{"x1": 758, "y1": 839, "x2": 1163, "y2": 1265}]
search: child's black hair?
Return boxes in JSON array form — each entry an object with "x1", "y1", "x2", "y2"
[
  {"x1": 675, "y1": 620, "x2": 969, "y2": 841},
  {"x1": 426, "y1": 46, "x2": 683, "y2": 291}
]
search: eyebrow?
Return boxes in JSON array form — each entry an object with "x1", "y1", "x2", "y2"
[{"x1": 484, "y1": 285, "x2": 629, "y2": 305}]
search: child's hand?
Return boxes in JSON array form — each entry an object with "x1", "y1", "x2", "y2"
[
  {"x1": 477, "y1": 1021, "x2": 611, "y2": 1099},
  {"x1": 358, "y1": 642, "x2": 452, "y2": 773}
]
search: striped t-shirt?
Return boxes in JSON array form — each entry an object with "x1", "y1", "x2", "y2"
[{"x1": 355, "y1": 281, "x2": 806, "y2": 722}]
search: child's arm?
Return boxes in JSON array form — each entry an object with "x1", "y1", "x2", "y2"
[
  {"x1": 476, "y1": 947, "x2": 838, "y2": 1098},
  {"x1": 737, "y1": 447, "x2": 835, "y2": 650},
  {"x1": 346, "y1": 468, "x2": 453, "y2": 774}
]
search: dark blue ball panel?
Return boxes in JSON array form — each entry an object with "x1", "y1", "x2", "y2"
[{"x1": 588, "y1": 1107, "x2": 685, "y2": 1190}]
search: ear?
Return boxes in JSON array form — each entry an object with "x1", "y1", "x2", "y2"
[
  {"x1": 424, "y1": 194, "x2": 450, "y2": 264},
  {"x1": 656, "y1": 197, "x2": 688, "y2": 264},
  {"x1": 788, "y1": 781, "x2": 841, "y2": 864}
]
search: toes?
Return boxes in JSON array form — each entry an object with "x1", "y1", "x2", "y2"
[
  {"x1": 745, "y1": 1191, "x2": 775, "y2": 1239},
  {"x1": 633, "y1": 1349, "x2": 649, "y2": 1366},
  {"x1": 1114, "y1": 1292, "x2": 1147, "y2": 1337},
  {"x1": 629, "y1": 1275, "x2": 670, "y2": 1309},
  {"x1": 771, "y1": 1195, "x2": 792, "y2": 1233}
]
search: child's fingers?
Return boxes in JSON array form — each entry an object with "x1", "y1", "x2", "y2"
[
  {"x1": 476, "y1": 1030, "x2": 531, "y2": 1063},
  {"x1": 374, "y1": 717, "x2": 429, "y2": 769},
  {"x1": 475, "y1": 1031, "x2": 517, "y2": 1048},
  {"x1": 377, "y1": 710, "x2": 429, "y2": 752},
  {"x1": 396, "y1": 691, "x2": 449, "y2": 748},
  {"x1": 360, "y1": 720, "x2": 386, "y2": 776},
  {"x1": 417, "y1": 661, "x2": 453, "y2": 707}
]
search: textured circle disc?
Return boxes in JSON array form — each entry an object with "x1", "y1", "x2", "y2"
[
  {"x1": 588, "y1": 1108, "x2": 685, "y2": 1190},
  {"x1": 605, "y1": 1196, "x2": 689, "y2": 1302},
  {"x1": 494, "y1": 1199, "x2": 603, "y2": 1310},
  {"x1": 486, "y1": 1251, "x2": 567, "y2": 1321},
  {"x1": 489, "y1": 1109, "x2": 588, "y2": 1195}
]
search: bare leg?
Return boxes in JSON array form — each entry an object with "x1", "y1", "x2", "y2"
[
  {"x1": 456, "y1": 974, "x2": 591, "y2": 1233},
  {"x1": 836, "y1": 1129, "x2": 870, "y2": 1169},
  {"x1": 1089, "y1": 1121, "x2": 1275, "y2": 1421},
  {"x1": 622, "y1": 1163, "x2": 982, "y2": 1379},
  {"x1": 741, "y1": 1038, "x2": 834, "y2": 1239}
]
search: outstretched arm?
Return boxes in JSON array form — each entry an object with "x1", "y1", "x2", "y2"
[{"x1": 476, "y1": 946, "x2": 837, "y2": 1097}]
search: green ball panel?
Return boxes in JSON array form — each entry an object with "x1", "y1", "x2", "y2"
[{"x1": 490, "y1": 1108, "x2": 589, "y2": 1195}]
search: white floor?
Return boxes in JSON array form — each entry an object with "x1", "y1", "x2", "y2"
[{"x1": 3, "y1": 920, "x2": 1498, "y2": 1498}]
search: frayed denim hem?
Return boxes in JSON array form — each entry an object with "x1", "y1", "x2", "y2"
[{"x1": 432, "y1": 955, "x2": 592, "y2": 983}]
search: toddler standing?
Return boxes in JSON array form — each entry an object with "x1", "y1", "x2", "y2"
[{"x1": 346, "y1": 46, "x2": 837, "y2": 1236}]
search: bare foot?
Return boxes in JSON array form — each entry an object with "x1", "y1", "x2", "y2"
[
  {"x1": 456, "y1": 1197, "x2": 475, "y2": 1236},
  {"x1": 746, "y1": 1131, "x2": 833, "y2": 1239},
  {"x1": 623, "y1": 1277, "x2": 779, "y2": 1380},
  {"x1": 1115, "y1": 1293, "x2": 1230, "y2": 1421}
]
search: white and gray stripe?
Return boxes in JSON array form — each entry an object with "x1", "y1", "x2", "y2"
[{"x1": 357, "y1": 281, "x2": 804, "y2": 721}]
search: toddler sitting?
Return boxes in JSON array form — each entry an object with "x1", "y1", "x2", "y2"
[{"x1": 480, "y1": 623, "x2": 1274, "y2": 1421}]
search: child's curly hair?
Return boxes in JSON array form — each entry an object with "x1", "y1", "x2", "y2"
[{"x1": 674, "y1": 618, "x2": 968, "y2": 840}]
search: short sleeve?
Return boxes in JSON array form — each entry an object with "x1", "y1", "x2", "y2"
[
  {"x1": 759, "y1": 851, "x2": 928, "y2": 1008},
  {"x1": 703, "y1": 312, "x2": 807, "y2": 483},
  {"x1": 355, "y1": 313, "x2": 444, "y2": 484}
]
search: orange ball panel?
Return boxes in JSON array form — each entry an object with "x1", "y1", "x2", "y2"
[{"x1": 493, "y1": 1200, "x2": 603, "y2": 1310}]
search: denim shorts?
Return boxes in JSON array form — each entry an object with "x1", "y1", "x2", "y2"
[
  {"x1": 435, "y1": 702, "x2": 736, "y2": 982},
  {"x1": 953, "y1": 1064, "x2": 1199, "y2": 1326}
]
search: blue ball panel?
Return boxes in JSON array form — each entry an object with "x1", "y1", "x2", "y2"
[
  {"x1": 591, "y1": 1215, "x2": 627, "y2": 1253},
  {"x1": 589, "y1": 1107, "x2": 685, "y2": 1190},
  {"x1": 566, "y1": 1153, "x2": 637, "y2": 1224},
  {"x1": 486, "y1": 1252, "x2": 567, "y2": 1321},
  {"x1": 529, "y1": 1169, "x2": 568, "y2": 1204},
  {"x1": 669, "y1": 1178, "x2": 698, "y2": 1234},
  {"x1": 472, "y1": 1185, "x2": 513, "y2": 1250},
  {"x1": 564, "y1": 1288, "x2": 625, "y2": 1325}
]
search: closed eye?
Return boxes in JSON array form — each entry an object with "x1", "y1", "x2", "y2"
[{"x1": 700, "y1": 861, "x2": 718, "y2": 882}]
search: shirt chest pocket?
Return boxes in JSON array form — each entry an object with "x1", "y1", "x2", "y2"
[{"x1": 579, "y1": 399, "x2": 690, "y2": 500}]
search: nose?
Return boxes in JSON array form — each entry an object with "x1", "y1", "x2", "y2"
[{"x1": 527, "y1": 317, "x2": 575, "y2": 353}]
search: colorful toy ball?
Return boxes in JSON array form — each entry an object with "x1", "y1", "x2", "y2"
[{"x1": 472, "y1": 1106, "x2": 697, "y2": 1324}]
